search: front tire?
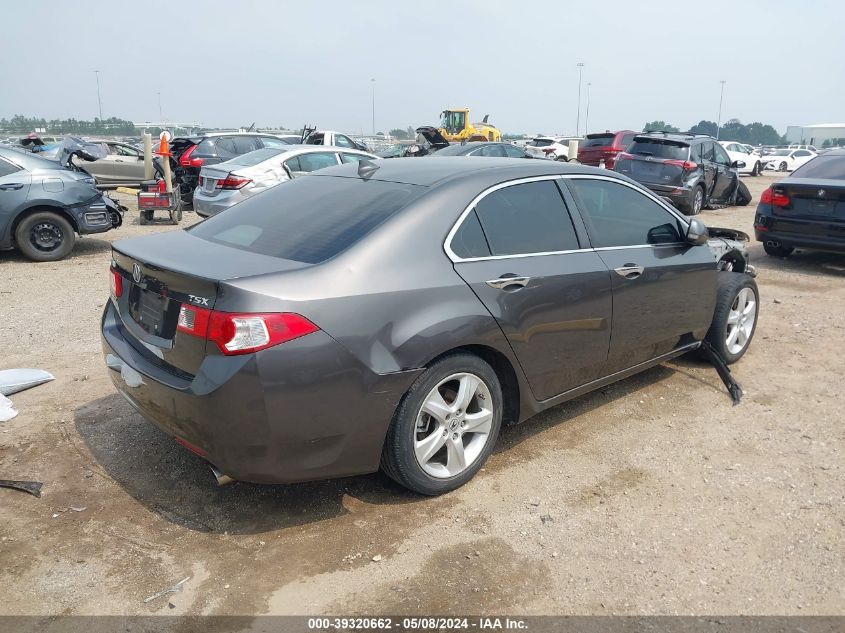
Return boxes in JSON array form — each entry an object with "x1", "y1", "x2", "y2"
[
  {"x1": 779, "y1": 161, "x2": 788, "y2": 172},
  {"x1": 555, "y1": 155, "x2": 569, "y2": 162},
  {"x1": 735, "y1": 179, "x2": 752, "y2": 206},
  {"x1": 14, "y1": 211, "x2": 76, "y2": 262},
  {"x1": 751, "y1": 161, "x2": 760, "y2": 176},
  {"x1": 705, "y1": 273, "x2": 759, "y2": 364},
  {"x1": 381, "y1": 353, "x2": 502, "y2": 496}
]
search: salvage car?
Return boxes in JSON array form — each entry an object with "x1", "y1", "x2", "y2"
[
  {"x1": 525, "y1": 135, "x2": 582, "y2": 161},
  {"x1": 193, "y1": 145, "x2": 379, "y2": 217},
  {"x1": 754, "y1": 148, "x2": 845, "y2": 257},
  {"x1": 102, "y1": 158, "x2": 758, "y2": 495},
  {"x1": 764, "y1": 148, "x2": 817, "y2": 172},
  {"x1": 303, "y1": 130, "x2": 369, "y2": 151},
  {"x1": 162, "y1": 133, "x2": 297, "y2": 204},
  {"x1": 0, "y1": 146, "x2": 122, "y2": 261},
  {"x1": 429, "y1": 142, "x2": 532, "y2": 158},
  {"x1": 720, "y1": 141, "x2": 764, "y2": 176},
  {"x1": 73, "y1": 140, "x2": 148, "y2": 187},
  {"x1": 577, "y1": 130, "x2": 637, "y2": 169},
  {"x1": 615, "y1": 132, "x2": 752, "y2": 214}
]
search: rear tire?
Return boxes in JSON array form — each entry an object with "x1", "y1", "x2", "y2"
[
  {"x1": 751, "y1": 161, "x2": 760, "y2": 176},
  {"x1": 381, "y1": 353, "x2": 502, "y2": 496},
  {"x1": 735, "y1": 180, "x2": 752, "y2": 206},
  {"x1": 705, "y1": 273, "x2": 759, "y2": 364},
  {"x1": 684, "y1": 185, "x2": 705, "y2": 215},
  {"x1": 763, "y1": 242, "x2": 794, "y2": 258},
  {"x1": 14, "y1": 211, "x2": 76, "y2": 262}
]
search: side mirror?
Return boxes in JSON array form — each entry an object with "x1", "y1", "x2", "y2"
[
  {"x1": 686, "y1": 218, "x2": 709, "y2": 245},
  {"x1": 732, "y1": 160, "x2": 746, "y2": 169}
]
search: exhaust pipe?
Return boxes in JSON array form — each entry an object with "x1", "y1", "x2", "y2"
[
  {"x1": 766, "y1": 240, "x2": 781, "y2": 247},
  {"x1": 209, "y1": 463, "x2": 234, "y2": 486}
]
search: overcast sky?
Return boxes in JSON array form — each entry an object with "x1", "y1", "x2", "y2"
[{"x1": 2, "y1": 0, "x2": 843, "y2": 135}]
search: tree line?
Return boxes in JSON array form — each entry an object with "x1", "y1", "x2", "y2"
[
  {"x1": 0, "y1": 115, "x2": 139, "y2": 136},
  {"x1": 642, "y1": 119, "x2": 785, "y2": 145}
]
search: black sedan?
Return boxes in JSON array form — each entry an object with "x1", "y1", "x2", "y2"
[
  {"x1": 430, "y1": 141, "x2": 532, "y2": 158},
  {"x1": 754, "y1": 149, "x2": 845, "y2": 257},
  {"x1": 102, "y1": 158, "x2": 757, "y2": 495}
]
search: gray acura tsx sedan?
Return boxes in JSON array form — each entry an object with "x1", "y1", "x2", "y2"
[{"x1": 102, "y1": 157, "x2": 758, "y2": 495}]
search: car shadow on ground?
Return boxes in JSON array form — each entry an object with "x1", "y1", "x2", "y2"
[
  {"x1": 74, "y1": 392, "x2": 421, "y2": 535},
  {"x1": 0, "y1": 236, "x2": 112, "y2": 263},
  {"x1": 75, "y1": 363, "x2": 688, "y2": 535},
  {"x1": 748, "y1": 243, "x2": 845, "y2": 278}
]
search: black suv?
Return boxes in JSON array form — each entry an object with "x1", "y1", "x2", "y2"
[
  {"x1": 163, "y1": 133, "x2": 296, "y2": 204},
  {"x1": 615, "y1": 132, "x2": 751, "y2": 215}
]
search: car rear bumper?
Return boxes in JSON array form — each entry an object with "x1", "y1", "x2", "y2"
[
  {"x1": 192, "y1": 190, "x2": 243, "y2": 217},
  {"x1": 755, "y1": 210, "x2": 845, "y2": 253},
  {"x1": 755, "y1": 227, "x2": 845, "y2": 253},
  {"x1": 101, "y1": 301, "x2": 422, "y2": 484}
]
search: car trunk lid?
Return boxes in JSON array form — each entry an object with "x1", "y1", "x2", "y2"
[
  {"x1": 771, "y1": 178, "x2": 845, "y2": 220},
  {"x1": 111, "y1": 230, "x2": 306, "y2": 377}
]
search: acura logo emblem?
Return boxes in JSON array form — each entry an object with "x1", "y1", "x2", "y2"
[
  {"x1": 132, "y1": 263, "x2": 142, "y2": 284},
  {"x1": 818, "y1": 189, "x2": 826, "y2": 197}
]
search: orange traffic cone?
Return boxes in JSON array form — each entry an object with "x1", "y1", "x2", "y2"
[{"x1": 156, "y1": 135, "x2": 171, "y2": 157}]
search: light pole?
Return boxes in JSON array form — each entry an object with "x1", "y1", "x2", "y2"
[
  {"x1": 575, "y1": 62, "x2": 584, "y2": 136},
  {"x1": 370, "y1": 78, "x2": 376, "y2": 136},
  {"x1": 585, "y1": 82, "x2": 592, "y2": 134},
  {"x1": 716, "y1": 80, "x2": 726, "y2": 140},
  {"x1": 157, "y1": 91, "x2": 163, "y2": 122},
  {"x1": 94, "y1": 70, "x2": 103, "y2": 120}
]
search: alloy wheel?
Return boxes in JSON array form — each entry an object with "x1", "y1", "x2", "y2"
[
  {"x1": 413, "y1": 372, "x2": 494, "y2": 478},
  {"x1": 725, "y1": 287, "x2": 756, "y2": 355},
  {"x1": 693, "y1": 188, "x2": 703, "y2": 214}
]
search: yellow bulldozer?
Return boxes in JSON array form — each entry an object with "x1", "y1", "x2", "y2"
[{"x1": 437, "y1": 108, "x2": 501, "y2": 143}]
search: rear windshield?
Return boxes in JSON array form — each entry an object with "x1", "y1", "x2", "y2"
[
  {"x1": 581, "y1": 134, "x2": 614, "y2": 148},
  {"x1": 529, "y1": 139, "x2": 554, "y2": 147},
  {"x1": 229, "y1": 147, "x2": 289, "y2": 166},
  {"x1": 189, "y1": 175, "x2": 424, "y2": 264},
  {"x1": 628, "y1": 139, "x2": 689, "y2": 160},
  {"x1": 791, "y1": 155, "x2": 845, "y2": 180}
]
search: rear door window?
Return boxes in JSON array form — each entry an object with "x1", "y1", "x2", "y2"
[
  {"x1": 566, "y1": 178, "x2": 684, "y2": 248},
  {"x1": 700, "y1": 142, "x2": 715, "y2": 162},
  {"x1": 202, "y1": 137, "x2": 237, "y2": 159},
  {"x1": 296, "y1": 152, "x2": 339, "y2": 172},
  {"x1": 233, "y1": 137, "x2": 262, "y2": 154},
  {"x1": 713, "y1": 143, "x2": 731, "y2": 165},
  {"x1": 189, "y1": 176, "x2": 424, "y2": 264},
  {"x1": 450, "y1": 210, "x2": 491, "y2": 259},
  {"x1": 260, "y1": 136, "x2": 291, "y2": 149},
  {"x1": 0, "y1": 157, "x2": 21, "y2": 176},
  {"x1": 473, "y1": 180, "x2": 580, "y2": 256}
]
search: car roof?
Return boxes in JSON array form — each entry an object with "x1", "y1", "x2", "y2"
[{"x1": 307, "y1": 156, "x2": 625, "y2": 187}]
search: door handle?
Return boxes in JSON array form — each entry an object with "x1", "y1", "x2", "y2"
[
  {"x1": 614, "y1": 264, "x2": 644, "y2": 279},
  {"x1": 485, "y1": 275, "x2": 530, "y2": 290},
  {"x1": 0, "y1": 183, "x2": 23, "y2": 191}
]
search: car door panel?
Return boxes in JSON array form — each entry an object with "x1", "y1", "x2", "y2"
[
  {"x1": 594, "y1": 245, "x2": 717, "y2": 369},
  {"x1": 0, "y1": 165, "x2": 32, "y2": 243},
  {"x1": 455, "y1": 255, "x2": 613, "y2": 400},
  {"x1": 564, "y1": 176, "x2": 717, "y2": 372},
  {"x1": 448, "y1": 179, "x2": 613, "y2": 401},
  {"x1": 710, "y1": 143, "x2": 736, "y2": 202}
]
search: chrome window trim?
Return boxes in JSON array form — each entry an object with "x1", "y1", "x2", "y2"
[
  {"x1": 444, "y1": 175, "x2": 577, "y2": 263},
  {"x1": 444, "y1": 173, "x2": 691, "y2": 263}
]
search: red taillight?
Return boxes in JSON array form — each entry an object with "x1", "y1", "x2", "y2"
[
  {"x1": 760, "y1": 186, "x2": 790, "y2": 207},
  {"x1": 177, "y1": 306, "x2": 318, "y2": 355},
  {"x1": 664, "y1": 159, "x2": 698, "y2": 171},
  {"x1": 179, "y1": 144, "x2": 204, "y2": 168},
  {"x1": 218, "y1": 175, "x2": 252, "y2": 190},
  {"x1": 110, "y1": 267, "x2": 123, "y2": 298}
]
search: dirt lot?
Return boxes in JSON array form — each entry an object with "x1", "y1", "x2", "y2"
[{"x1": 0, "y1": 173, "x2": 843, "y2": 617}]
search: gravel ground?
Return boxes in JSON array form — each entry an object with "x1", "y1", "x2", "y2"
[{"x1": 0, "y1": 173, "x2": 843, "y2": 616}]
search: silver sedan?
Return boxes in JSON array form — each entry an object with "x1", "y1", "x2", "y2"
[{"x1": 193, "y1": 145, "x2": 379, "y2": 217}]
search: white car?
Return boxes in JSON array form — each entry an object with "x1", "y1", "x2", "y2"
[
  {"x1": 788, "y1": 143, "x2": 818, "y2": 152},
  {"x1": 303, "y1": 130, "x2": 369, "y2": 151},
  {"x1": 193, "y1": 145, "x2": 378, "y2": 217},
  {"x1": 764, "y1": 148, "x2": 818, "y2": 172},
  {"x1": 719, "y1": 141, "x2": 765, "y2": 176},
  {"x1": 525, "y1": 136, "x2": 582, "y2": 160}
]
